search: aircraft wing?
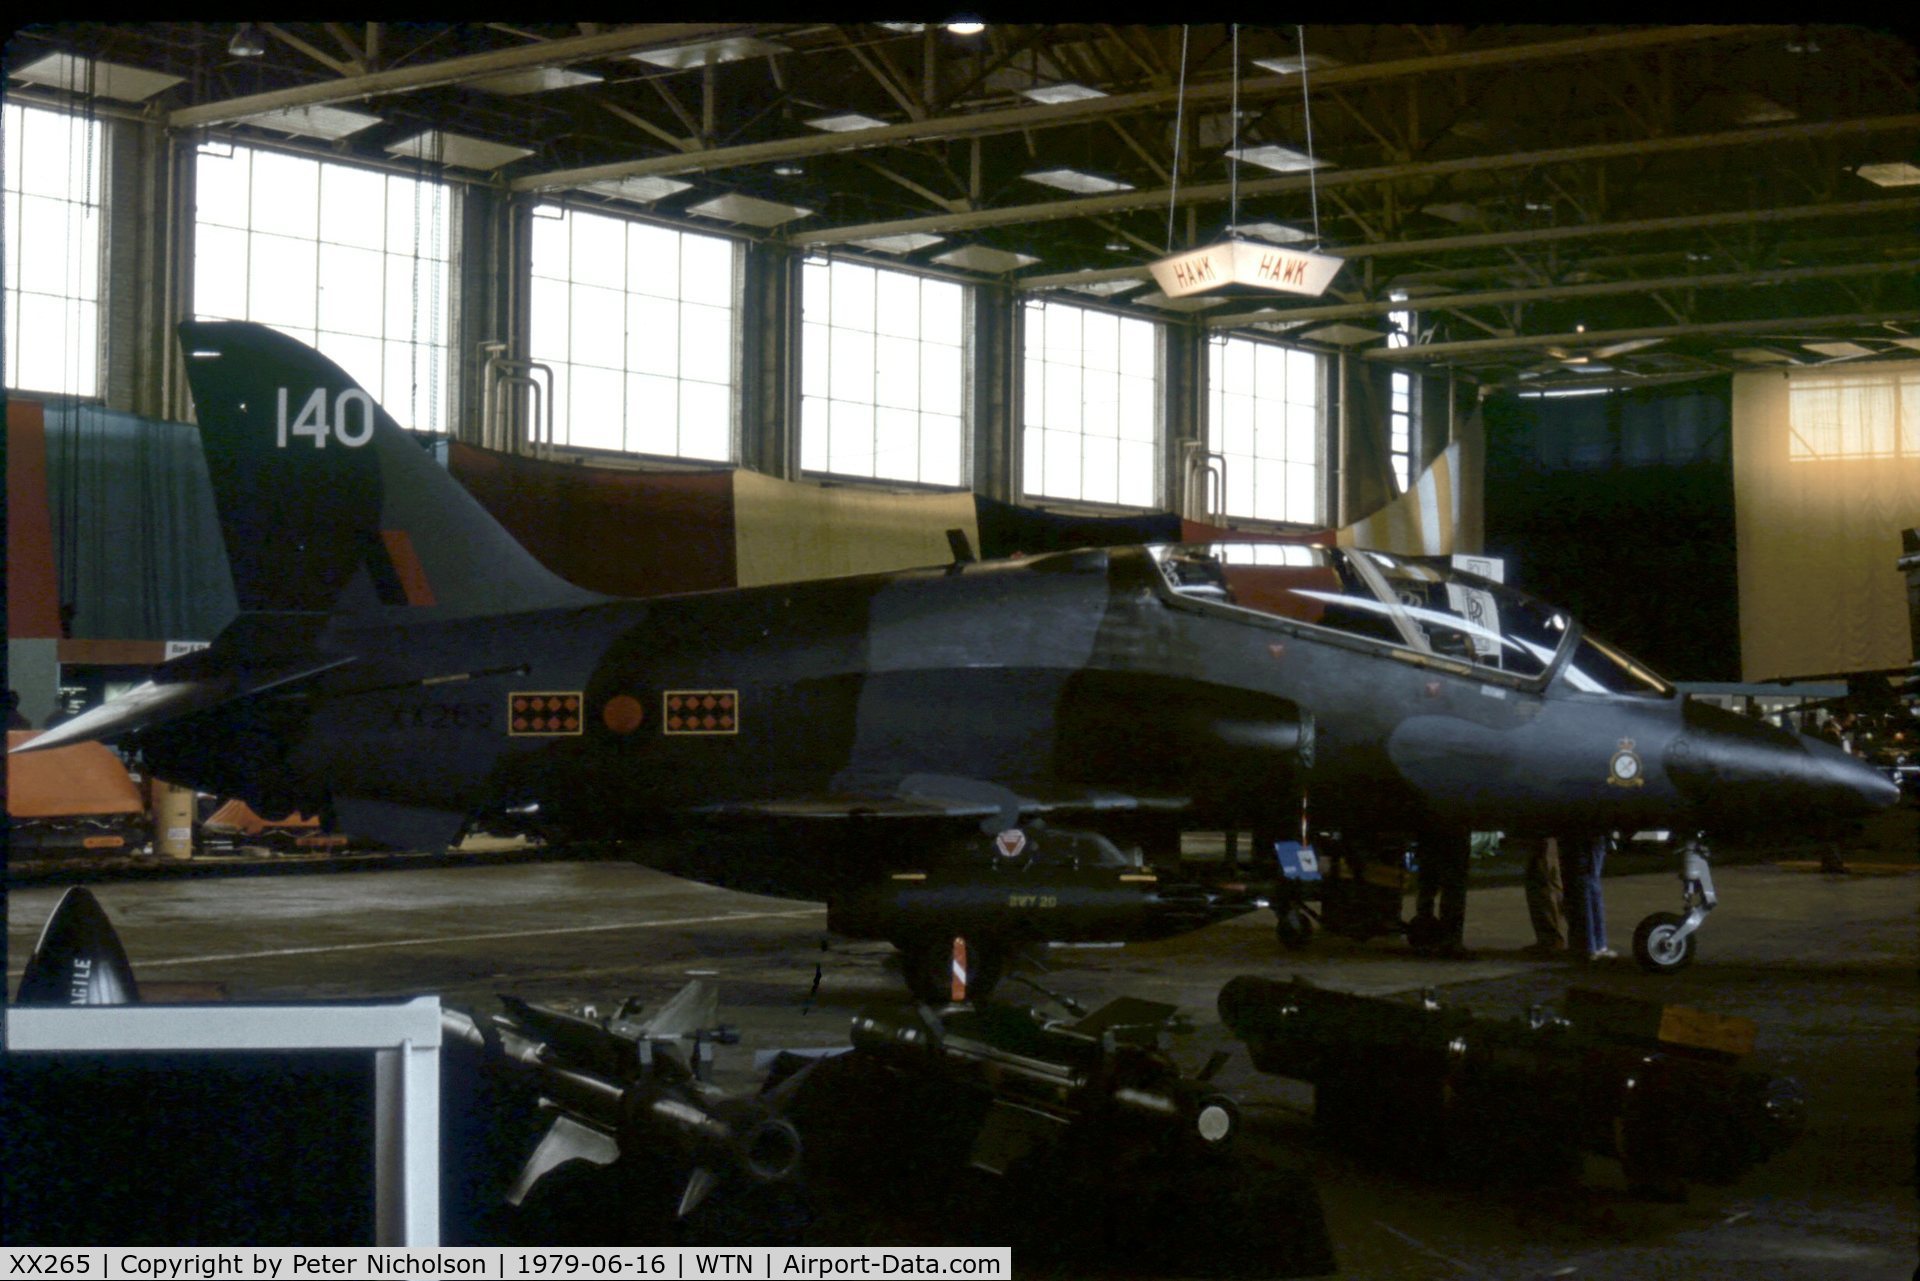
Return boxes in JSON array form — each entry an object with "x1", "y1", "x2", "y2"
[
  {"x1": 695, "y1": 774, "x2": 1189, "y2": 823},
  {"x1": 11, "y1": 655, "x2": 356, "y2": 755}
]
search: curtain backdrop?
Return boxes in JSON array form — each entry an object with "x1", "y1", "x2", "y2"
[{"x1": 1732, "y1": 362, "x2": 1920, "y2": 679}]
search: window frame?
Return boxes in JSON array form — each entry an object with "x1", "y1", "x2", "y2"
[
  {"x1": 1018, "y1": 297, "x2": 1163, "y2": 510},
  {"x1": 4, "y1": 101, "x2": 106, "y2": 399},
  {"x1": 526, "y1": 201, "x2": 741, "y2": 464},
  {"x1": 797, "y1": 254, "x2": 970, "y2": 488},
  {"x1": 1205, "y1": 332, "x2": 1326, "y2": 526},
  {"x1": 190, "y1": 138, "x2": 456, "y2": 432}
]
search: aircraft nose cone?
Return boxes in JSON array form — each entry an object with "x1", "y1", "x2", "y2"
[
  {"x1": 1666, "y1": 700, "x2": 1898, "y2": 824},
  {"x1": 1807, "y1": 736, "x2": 1903, "y2": 814}
]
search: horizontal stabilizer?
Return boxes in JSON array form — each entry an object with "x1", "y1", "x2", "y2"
[{"x1": 11, "y1": 653, "x2": 354, "y2": 755}]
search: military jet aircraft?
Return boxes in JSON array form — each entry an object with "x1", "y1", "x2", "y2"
[{"x1": 20, "y1": 322, "x2": 1898, "y2": 996}]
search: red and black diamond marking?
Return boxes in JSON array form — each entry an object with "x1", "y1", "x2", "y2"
[
  {"x1": 508, "y1": 692, "x2": 584, "y2": 736},
  {"x1": 662, "y1": 689, "x2": 739, "y2": 736}
]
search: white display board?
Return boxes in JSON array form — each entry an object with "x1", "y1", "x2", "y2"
[{"x1": 6, "y1": 997, "x2": 442, "y2": 1245}]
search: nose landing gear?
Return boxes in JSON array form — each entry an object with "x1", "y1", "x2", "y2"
[{"x1": 1633, "y1": 835, "x2": 1715, "y2": 973}]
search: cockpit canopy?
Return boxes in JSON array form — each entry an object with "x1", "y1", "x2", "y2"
[{"x1": 1152, "y1": 543, "x2": 1670, "y2": 697}]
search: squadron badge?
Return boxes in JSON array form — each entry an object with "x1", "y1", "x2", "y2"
[{"x1": 1608, "y1": 738, "x2": 1644, "y2": 787}]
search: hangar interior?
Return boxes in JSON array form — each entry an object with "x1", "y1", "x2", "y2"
[{"x1": 4, "y1": 23, "x2": 1919, "y2": 1271}]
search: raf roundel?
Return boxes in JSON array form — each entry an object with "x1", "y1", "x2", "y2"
[{"x1": 602, "y1": 694, "x2": 646, "y2": 735}]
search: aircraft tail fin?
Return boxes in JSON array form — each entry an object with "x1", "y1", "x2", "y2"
[{"x1": 178, "y1": 320, "x2": 601, "y2": 624}]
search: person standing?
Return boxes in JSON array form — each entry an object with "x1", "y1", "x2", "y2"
[
  {"x1": 1521, "y1": 835, "x2": 1569, "y2": 956},
  {"x1": 1564, "y1": 832, "x2": 1615, "y2": 961},
  {"x1": 1412, "y1": 826, "x2": 1474, "y2": 959}
]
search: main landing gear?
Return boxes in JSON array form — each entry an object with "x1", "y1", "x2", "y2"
[{"x1": 1632, "y1": 835, "x2": 1716, "y2": 974}]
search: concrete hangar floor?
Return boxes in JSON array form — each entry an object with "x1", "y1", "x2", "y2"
[{"x1": 8, "y1": 849, "x2": 1915, "y2": 1277}]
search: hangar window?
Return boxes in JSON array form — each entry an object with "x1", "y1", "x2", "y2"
[
  {"x1": 4, "y1": 103, "x2": 103, "y2": 397},
  {"x1": 799, "y1": 257, "x2": 966, "y2": 486},
  {"x1": 528, "y1": 204, "x2": 735, "y2": 462},
  {"x1": 1207, "y1": 335, "x2": 1323, "y2": 524},
  {"x1": 1788, "y1": 369, "x2": 1920, "y2": 460},
  {"x1": 194, "y1": 142, "x2": 453, "y2": 431},
  {"x1": 1021, "y1": 299, "x2": 1160, "y2": 508}
]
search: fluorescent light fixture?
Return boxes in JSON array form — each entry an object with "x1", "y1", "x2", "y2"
[
  {"x1": 931, "y1": 245, "x2": 1039, "y2": 273},
  {"x1": 1890, "y1": 337, "x2": 1920, "y2": 352},
  {"x1": 686, "y1": 193, "x2": 812, "y2": 227},
  {"x1": 1590, "y1": 338, "x2": 1665, "y2": 359},
  {"x1": 228, "y1": 23, "x2": 267, "y2": 58},
  {"x1": 846, "y1": 232, "x2": 946, "y2": 254},
  {"x1": 1298, "y1": 322, "x2": 1384, "y2": 346},
  {"x1": 1855, "y1": 162, "x2": 1920, "y2": 188},
  {"x1": 1803, "y1": 340, "x2": 1876, "y2": 359},
  {"x1": 632, "y1": 36, "x2": 789, "y2": 69},
  {"x1": 10, "y1": 52, "x2": 184, "y2": 103},
  {"x1": 804, "y1": 112, "x2": 890, "y2": 133},
  {"x1": 877, "y1": 22, "x2": 927, "y2": 33},
  {"x1": 1728, "y1": 92, "x2": 1795, "y2": 124},
  {"x1": 467, "y1": 66, "x2": 603, "y2": 96},
  {"x1": 386, "y1": 131, "x2": 532, "y2": 171},
  {"x1": 947, "y1": 20, "x2": 985, "y2": 36},
  {"x1": 1023, "y1": 168, "x2": 1134, "y2": 194},
  {"x1": 1225, "y1": 143, "x2": 1325, "y2": 173},
  {"x1": 581, "y1": 174, "x2": 694, "y2": 204},
  {"x1": 1729, "y1": 348, "x2": 1800, "y2": 364},
  {"x1": 237, "y1": 104, "x2": 382, "y2": 141},
  {"x1": 1251, "y1": 53, "x2": 1340, "y2": 75},
  {"x1": 1021, "y1": 83, "x2": 1107, "y2": 105},
  {"x1": 1134, "y1": 290, "x2": 1228, "y2": 312},
  {"x1": 1229, "y1": 221, "x2": 1313, "y2": 245},
  {"x1": 772, "y1": 162, "x2": 804, "y2": 177},
  {"x1": 1063, "y1": 278, "x2": 1145, "y2": 297},
  {"x1": 1252, "y1": 318, "x2": 1315, "y2": 334}
]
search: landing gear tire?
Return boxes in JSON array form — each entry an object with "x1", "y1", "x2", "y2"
[
  {"x1": 897, "y1": 936, "x2": 1004, "y2": 1004},
  {"x1": 1632, "y1": 911, "x2": 1696, "y2": 974},
  {"x1": 1275, "y1": 906, "x2": 1314, "y2": 950}
]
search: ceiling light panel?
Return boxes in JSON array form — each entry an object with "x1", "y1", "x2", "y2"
[
  {"x1": 1226, "y1": 143, "x2": 1326, "y2": 173},
  {"x1": 1299, "y1": 322, "x2": 1384, "y2": 345},
  {"x1": 686, "y1": 193, "x2": 812, "y2": 227},
  {"x1": 1802, "y1": 340, "x2": 1875, "y2": 358},
  {"x1": 467, "y1": 67, "x2": 604, "y2": 96},
  {"x1": 1251, "y1": 53, "x2": 1341, "y2": 75},
  {"x1": 581, "y1": 175, "x2": 694, "y2": 204},
  {"x1": 1063, "y1": 278, "x2": 1145, "y2": 296},
  {"x1": 1021, "y1": 83, "x2": 1107, "y2": 104},
  {"x1": 1134, "y1": 290, "x2": 1228, "y2": 312},
  {"x1": 932, "y1": 245, "x2": 1039, "y2": 273},
  {"x1": 1023, "y1": 168, "x2": 1134, "y2": 194},
  {"x1": 386, "y1": 131, "x2": 533, "y2": 171},
  {"x1": 237, "y1": 104, "x2": 382, "y2": 141},
  {"x1": 632, "y1": 37, "x2": 789, "y2": 69},
  {"x1": 1229, "y1": 221, "x2": 1313, "y2": 245},
  {"x1": 846, "y1": 233, "x2": 946, "y2": 254},
  {"x1": 10, "y1": 52, "x2": 183, "y2": 102},
  {"x1": 1856, "y1": 162, "x2": 1920, "y2": 188},
  {"x1": 804, "y1": 112, "x2": 890, "y2": 133}
]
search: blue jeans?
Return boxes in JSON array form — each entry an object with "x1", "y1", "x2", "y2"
[{"x1": 1563, "y1": 834, "x2": 1608, "y2": 953}]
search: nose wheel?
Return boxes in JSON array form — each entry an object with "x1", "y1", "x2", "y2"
[
  {"x1": 1632, "y1": 836, "x2": 1715, "y2": 974},
  {"x1": 1631, "y1": 911, "x2": 1697, "y2": 973}
]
